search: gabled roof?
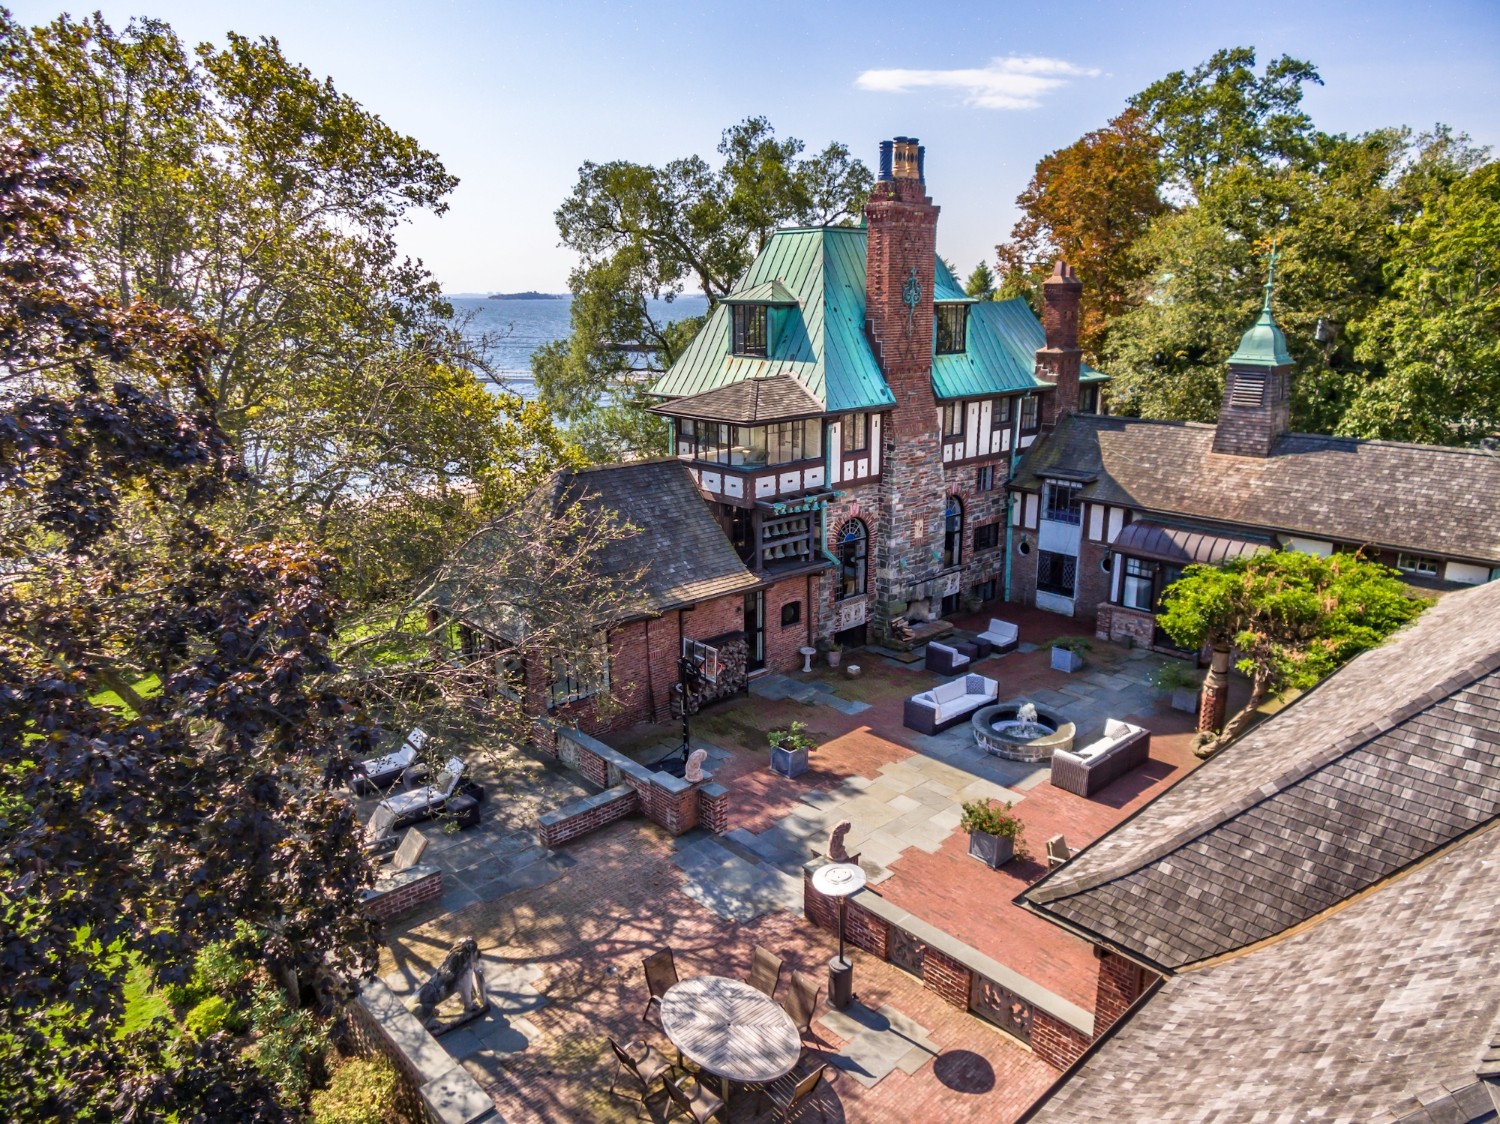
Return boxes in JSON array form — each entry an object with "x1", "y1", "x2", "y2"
[
  {"x1": 652, "y1": 226, "x2": 1106, "y2": 414},
  {"x1": 652, "y1": 227, "x2": 894, "y2": 414},
  {"x1": 1012, "y1": 414, "x2": 1500, "y2": 563},
  {"x1": 1025, "y1": 578, "x2": 1500, "y2": 970},
  {"x1": 649, "y1": 373, "x2": 823, "y2": 424},
  {"x1": 1027, "y1": 819, "x2": 1500, "y2": 1123}
]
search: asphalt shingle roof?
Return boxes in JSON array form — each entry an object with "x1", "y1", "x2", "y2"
[
  {"x1": 1012, "y1": 414, "x2": 1500, "y2": 563},
  {"x1": 649, "y1": 373, "x2": 824, "y2": 424}
]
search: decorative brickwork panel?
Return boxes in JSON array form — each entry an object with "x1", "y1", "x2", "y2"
[
  {"x1": 888, "y1": 925, "x2": 926, "y2": 977},
  {"x1": 969, "y1": 973, "x2": 1035, "y2": 1045}
]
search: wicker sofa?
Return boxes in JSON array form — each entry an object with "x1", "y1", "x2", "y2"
[
  {"x1": 1050, "y1": 719, "x2": 1151, "y2": 796},
  {"x1": 904, "y1": 673, "x2": 999, "y2": 735}
]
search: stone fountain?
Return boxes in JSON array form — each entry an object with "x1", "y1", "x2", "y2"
[{"x1": 971, "y1": 699, "x2": 1076, "y2": 762}]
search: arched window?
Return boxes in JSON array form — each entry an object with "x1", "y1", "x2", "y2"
[
  {"x1": 943, "y1": 496, "x2": 964, "y2": 568},
  {"x1": 836, "y1": 519, "x2": 868, "y2": 601}
]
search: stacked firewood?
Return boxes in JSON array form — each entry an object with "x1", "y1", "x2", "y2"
[{"x1": 889, "y1": 616, "x2": 916, "y2": 644}]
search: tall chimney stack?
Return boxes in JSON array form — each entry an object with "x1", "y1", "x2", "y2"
[{"x1": 1037, "y1": 260, "x2": 1083, "y2": 427}]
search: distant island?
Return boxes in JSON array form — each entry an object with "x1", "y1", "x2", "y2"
[{"x1": 488, "y1": 291, "x2": 567, "y2": 300}]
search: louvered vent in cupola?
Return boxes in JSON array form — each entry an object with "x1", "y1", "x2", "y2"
[{"x1": 1229, "y1": 371, "x2": 1266, "y2": 408}]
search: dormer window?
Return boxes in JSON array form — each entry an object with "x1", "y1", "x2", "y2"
[
  {"x1": 936, "y1": 305, "x2": 967, "y2": 354},
  {"x1": 731, "y1": 305, "x2": 767, "y2": 356}
]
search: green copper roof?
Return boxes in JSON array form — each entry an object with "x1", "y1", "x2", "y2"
[
  {"x1": 933, "y1": 257, "x2": 975, "y2": 303},
  {"x1": 723, "y1": 279, "x2": 799, "y2": 305},
  {"x1": 653, "y1": 226, "x2": 1108, "y2": 412},
  {"x1": 652, "y1": 227, "x2": 894, "y2": 413}
]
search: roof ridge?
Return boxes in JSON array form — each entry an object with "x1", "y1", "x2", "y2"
[
  {"x1": 1030, "y1": 627, "x2": 1500, "y2": 908},
  {"x1": 1280, "y1": 431, "x2": 1500, "y2": 458}
]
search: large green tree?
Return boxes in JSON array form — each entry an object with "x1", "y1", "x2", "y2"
[
  {"x1": 536, "y1": 117, "x2": 871, "y2": 461},
  {"x1": 1157, "y1": 551, "x2": 1425, "y2": 755},
  {"x1": 0, "y1": 12, "x2": 564, "y2": 604},
  {"x1": 0, "y1": 140, "x2": 375, "y2": 1121}
]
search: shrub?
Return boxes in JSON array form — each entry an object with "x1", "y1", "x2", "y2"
[
  {"x1": 183, "y1": 995, "x2": 235, "y2": 1040},
  {"x1": 249, "y1": 982, "x2": 329, "y2": 1104},
  {"x1": 309, "y1": 1055, "x2": 402, "y2": 1124},
  {"x1": 959, "y1": 800, "x2": 1028, "y2": 858},
  {"x1": 1149, "y1": 661, "x2": 1200, "y2": 692},
  {"x1": 1049, "y1": 636, "x2": 1093, "y2": 653},
  {"x1": 768, "y1": 720, "x2": 815, "y2": 752}
]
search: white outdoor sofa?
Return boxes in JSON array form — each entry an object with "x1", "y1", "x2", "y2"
[
  {"x1": 350, "y1": 727, "x2": 428, "y2": 795},
  {"x1": 904, "y1": 674, "x2": 999, "y2": 735},
  {"x1": 977, "y1": 618, "x2": 1020, "y2": 656},
  {"x1": 1050, "y1": 719, "x2": 1151, "y2": 796}
]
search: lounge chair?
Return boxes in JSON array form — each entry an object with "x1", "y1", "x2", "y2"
[
  {"x1": 664, "y1": 1072, "x2": 724, "y2": 1123},
  {"x1": 978, "y1": 618, "x2": 1020, "y2": 655},
  {"x1": 924, "y1": 641, "x2": 971, "y2": 675},
  {"x1": 746, "y1": 946, "x2": 784, "y2": 999},
  {"x1": 351, "y1": 727, "x2": 429, "y2": 795},
  {"x1": 378, "y1": 756, "x2": 473, "y2": 829}
]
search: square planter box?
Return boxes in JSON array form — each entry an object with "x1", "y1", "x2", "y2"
[
  {"x1": 967, "y1": 830, "x2": 1015, "y2": 869},
  {"x1": 1171, "y1": 687, "x2": 1201, "y2": 714},
  {"x1": 770, "y1": 745, "x2": 809, "y2": 779},
  {"x1": 1051, "y1": 647, "x2": 1085, "y2": 673}
]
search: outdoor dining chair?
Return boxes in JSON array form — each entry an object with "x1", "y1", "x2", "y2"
[
  {"x1": 781, "y1": 970, "x2": 822, "y2": 1042},
  {"x1": 757, "y1": 1064, "x2": 831, "y2": 1123},
  {"x1": 641, "y1": 947, "x2": 680, "y2": 1023},
  {"x1": 607, "y1": 1036, "x2": 672, "y2": 1104},
  {"x1": 664, "y1": 1072, "x2": 724, "y2": 1123},
  {"x1": 746, "y1": 946, "x2": 784, "y2": 999}
]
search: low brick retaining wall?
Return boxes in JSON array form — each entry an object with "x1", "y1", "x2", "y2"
[
  {"x1": 538, "y1": 784, "x2": 639, "y2": 846},
  {"x1": 346, "y1": 978, "x2": 502, "y2": 1124},
  {"x1": 363, "y1": 866, "x2": 444, "y2": 922},
  {"x1": 803, "y1": 859, "x2": 1095, "y2": 1070},
  {"x1": 533, "y1": 719, "x2": 729, "y2": 843}
]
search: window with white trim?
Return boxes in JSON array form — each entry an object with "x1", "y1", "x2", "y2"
[{"x1": 1396, "y1": 553, "x2": 1440, "y2": 576}]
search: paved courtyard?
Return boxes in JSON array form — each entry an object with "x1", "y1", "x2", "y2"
[{"x1": 372, "y1": 608, "x2": 1249, "y2": 1121}]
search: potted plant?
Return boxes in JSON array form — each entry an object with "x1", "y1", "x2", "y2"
[
  {"x1": 1151, "y1": 661, "x2": 1202, "y2": 714},
  {"x1": 769, "y1": 720, "x2": 816, "y2": 778},
  {"x1": 960, "y1": 799, "x2": 1026, "y2": 868},
  {"x1": 825, "y1": 641, "x2": 842, "y2": 669},
  {"x1": 1049, "y1": 636, "x2": 1092, "y2": 673}
]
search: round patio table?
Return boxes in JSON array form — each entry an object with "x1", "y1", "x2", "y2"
[{"x1": 659, "y1": 975, "x2": 801, "y2": 1104}]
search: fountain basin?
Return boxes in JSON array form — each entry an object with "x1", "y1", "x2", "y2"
[{"x1": 972, "y1": 700, "x2": 1075, "y2": 762}]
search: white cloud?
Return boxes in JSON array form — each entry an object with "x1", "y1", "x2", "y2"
[{"x1": 855, "y1": 56, "x2": 1102, "y2": 110}]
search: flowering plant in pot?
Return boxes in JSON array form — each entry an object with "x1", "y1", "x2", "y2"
[
  {"x1": 960, "y1": 799, "x2": 1027, "y2": 868},
  {"x1": 769, "y1": 720, "x2": 816, "y2": 778}
]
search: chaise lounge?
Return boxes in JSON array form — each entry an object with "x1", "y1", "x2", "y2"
[
  {"x1": 1050, "y1": 719, "x2": 1151, "y2": 796},
  {"x1": 350, "y1": 727, "x2": 428, "y2": 795},
  {"x1": 379, "y1": 756, "x2": 482, "y2": 830},
  {"x1": 904, "y1": 673, "x2": 999, "y2": 735}
]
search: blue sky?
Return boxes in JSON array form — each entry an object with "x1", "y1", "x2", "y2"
[{"x1": 10, "y1": 0, "x2": 1499, "y2": 293}]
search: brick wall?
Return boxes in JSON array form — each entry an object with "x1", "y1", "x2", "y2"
[
  {"x1": 1094, "y1": 949, "x2": 1153, "y2": 1034},
  {"x1": 699, "y1": 783, "x2": 730, "y2": 835},
  {"x1": 763, "y1": 574, "x2": 813, "y2": 674},
  {"x1": 537, "y1": 785, "x2": 640, "y2": 847},
  {"x1": 363, "y1": 869, "x2": 443, "y2": 923},
  {"x1": 1097, "y1": 603, "x2": 1155, "y2": 648},
  {"x1": 1030, "y1": 1008, "x2": 1093, "y2": 1070},
  {"x1": 1212, "y1": 362, "x2": 1292, "y2": 458},
  {"x1": 921, "y1": 946, "x2": 971, "y2": 1011}
]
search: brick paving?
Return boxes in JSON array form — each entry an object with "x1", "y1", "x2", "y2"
[{"x1": 380, "y1": 818, "x2": 1059, "y2": 1123}]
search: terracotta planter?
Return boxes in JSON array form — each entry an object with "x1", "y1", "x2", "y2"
[
  {"x1": 967, "y1": 830, "x2": 1015, "y2": 869},
  {"x1": 770, "y1": 744, "x2": 809, "y2": 778}
]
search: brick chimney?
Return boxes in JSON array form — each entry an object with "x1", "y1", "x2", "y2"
[
  {"x1": 865, "y1": 136, "x2": 938, "y2": 439},
  {"x1": 1036, "y1": 260, "x2": 1082, "y2": 428},
  {"x1": 1211, "y1": 275, "x2": 1293, "y2": 458}
]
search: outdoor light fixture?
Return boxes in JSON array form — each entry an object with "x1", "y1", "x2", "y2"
[{"x1": 812, "y1": 861, "x2": 867, "y2": 1009}]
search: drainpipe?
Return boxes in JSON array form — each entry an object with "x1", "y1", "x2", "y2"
[{"x1": 1002, "y1": 396, "x2": 1026, "y2": 602}]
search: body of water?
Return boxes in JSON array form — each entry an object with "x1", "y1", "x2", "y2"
[{"x1": 448, "y1": 293, "x2": 710, "y2": 396}]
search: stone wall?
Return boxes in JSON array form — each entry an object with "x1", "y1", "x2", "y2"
[
  {"x1": 363, "y1": 867, "x2": 444, "y2": 923},
  {"x1": 345, "y1": 978, "x2": 500, "y2": 1124},
  {"x1": 803, "y1": 859, "x2": 1094, "y2": 1070}
]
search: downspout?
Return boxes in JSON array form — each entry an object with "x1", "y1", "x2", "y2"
[{"x1": 1003, "y1": 395, "x2": 1026, "y2": 603}]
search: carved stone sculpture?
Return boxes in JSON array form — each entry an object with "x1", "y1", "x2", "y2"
[
  {"x1": 828, "y1": 820, "x2": 853, "y2": 862},
  {"x1": 684, "y1": 748, "x2": 708, "y2": 782},
  {"x1": 413, "y1": 937, "x2": 490, "y2": 1035}
]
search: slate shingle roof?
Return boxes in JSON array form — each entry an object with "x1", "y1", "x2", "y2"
[
  {"x1": 1027, "y1": 821, "x2": 1500, "y2": 1123},
  {"x1": 1012, "y1": 414, "x2": 1500, "y2": 563},
  {"x1": 650, "y1": 373, "x2": 824, "y2": 424},
  {"x1": 430, "y1": 460, "x2": 757, "y2": 631},
  {"x1": 1026, "y1": 578, "x2": 1500, "y2": 970}
]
